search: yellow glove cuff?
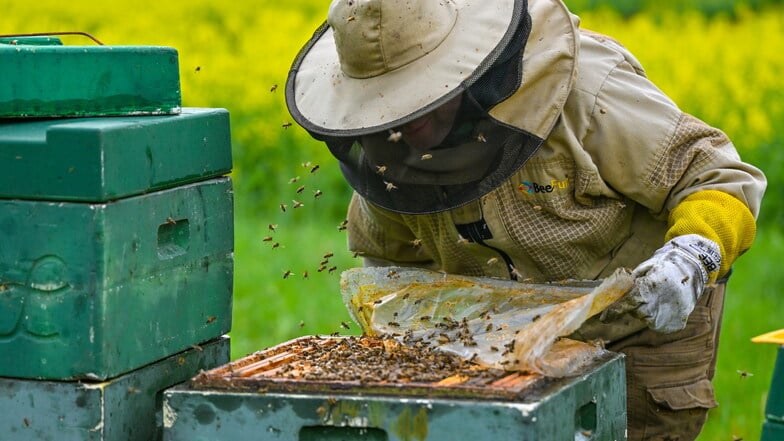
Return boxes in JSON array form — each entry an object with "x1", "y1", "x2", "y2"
[{"x1": 665, "y1": 190, "x2": 757, "y2": 280}]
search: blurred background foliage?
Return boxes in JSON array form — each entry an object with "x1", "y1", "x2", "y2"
[{"x1": 3, "y1": 1, "x2": 782, "y2": 440}]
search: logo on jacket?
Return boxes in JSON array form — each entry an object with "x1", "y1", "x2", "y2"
[{"x1": 518, "y1": 179, "x2": 570, "y2": 195}]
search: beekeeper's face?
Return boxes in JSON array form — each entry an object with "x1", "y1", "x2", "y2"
[{"x1": 397, "y1": 95, "x2": 463, "y2": 151}]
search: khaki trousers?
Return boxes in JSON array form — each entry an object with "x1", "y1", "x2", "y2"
[{"x1": 607, "y1": 284, "x2": 725, "y2": 441}]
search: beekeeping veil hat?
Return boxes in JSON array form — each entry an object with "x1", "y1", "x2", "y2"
[{"x1": 286, "y1": 0, "x2": 545, "y2": 214}]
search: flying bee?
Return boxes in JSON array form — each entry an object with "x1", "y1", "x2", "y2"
[
  {"x1": 420, "y1": 153, "x2": 433, "y2": 161},
  {"x1": 313, "y1": 190, "x2": 323, "y2": 198},
  {"x1": 268, "y1": 224, "x2": 278, "y2": 232},
  {"x1": 375, "y1": 165, "x2": 387, "y2": 175},
  {"x1": 296, "y1": 185, "x2": 305, "y2": 194},
  {"x1": 340, "y1": 321, "x2": 351, "y2": 330},
  {"x1": 166, "y1": 217, "x2": 177, "y2": 225},
  {"x1": 280, "y1": 203, "x2": 287, "y2": 212},
  {"x1": 533, "y1": 205, "x2": 543, "y2": 211},
  {"x1": 328, "y1": 266, "x2": 338, "y2": 273},
  {"x1": 272, "y1": 242, "x2": 280, "y2": 249},
  {"x1": 289, "y1": 176, "x2": 300, "y2": 184},
  {"x1": 324, "y1": 252, "x2": 334, "y2": 259},
  {"x1": 510, "y1": 266, "x2": 523, "y2": 280},
  {"x1": 292, "y1": 200, "x2": 304, "y2": 208},
  {"x1": 487, "y1": 257, "x2": 499, "y2": 266},
  {"x1": 299, "y1": 320, "x2": 305, "y2": 328},
  {"x1": 317, "y1": 265, "x2": 327, "y2": 272},
  {"x1": 737, "y1": 370, "x2": 754, "y2": 379},
  {"x1": 310, "y1": 164, "x2": 320, "y2": 173},
  {"x1": 320, "y1": 259, "x2": 330, "y2": 266},
  {"x1": 456, "y1": 235, "x2": 469, "y2": 245},
  {"x1": 302, "y1": 271, "x2": 309, "y2": 279},
  {"x1": 384, "y1": 181, "x2": 398, "y2": 192},
  {"x1": 282, "y1": 122, "x2": 292, "y2": 129},
  {"x1": 410, "y1": 238, "x2": 422, "y2": 247},
  {"x1": 263, "y1": 236, "x2": 273, "y2": 242},
  {"x1": 302, "y1": 161, "x2": 312, "y2": 168},
  {"x1": 283, "y1": 270, "x2": 293, "y2": 279},
  {"x1": 352, "y1": 250, "x2": 365, "y2": 258},
  {"x1": 270, "y1": 84, "x2": 278, "y2": 92},
  {"x1": 386, "y1": 130, "x2": 402, "y2": 143},
  {"x1": 347, "y1": 15, "x2": 356, "y2": 22},
  {"x1": 476, "y1": 133, "x2": 487, "y2": 143}
]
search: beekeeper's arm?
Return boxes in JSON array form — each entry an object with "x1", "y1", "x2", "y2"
[{"x1": 578, "y1": 41, "x2": 767, "y2": 333}]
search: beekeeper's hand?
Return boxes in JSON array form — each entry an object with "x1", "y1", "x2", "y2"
[{"x1": 601, "y1": 234, "x2": 721, "y2": 333}]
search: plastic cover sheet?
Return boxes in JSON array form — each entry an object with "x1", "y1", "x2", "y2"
[{"x1": 341, "y1": 266, "x2": 633, "y2": 377}]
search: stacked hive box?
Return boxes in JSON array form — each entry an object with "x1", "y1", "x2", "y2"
[
  {"x1": 0, "y1": 36, "x2": 233, "y2": 440},
  {"x1": 754, "y1": 330, "x2": 784, "y2": 441}
]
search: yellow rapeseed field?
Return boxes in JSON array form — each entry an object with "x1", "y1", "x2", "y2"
[{"x1": 4, "y1": 1, "x2": 781, "y2": 172}]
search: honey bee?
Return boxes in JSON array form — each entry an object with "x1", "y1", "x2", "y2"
[
  {"x1": 296, "y1": 185, "x2": 305, "y2": 194},
  {"x1": 166, "y1": 217, "x2": 177, "y2": 225},
  {"x1": 386, "y1": 130, "x2": 402, "y2": 143},
  {"x1": 456, "y1": 235, "x2": 470, "y2": 245},
  {"x1": 328, "y1": 266, "x2": 338, "y2": 273},
  {"x1": 206, "y1": 316, "x2": 217, "y2": 324},
  {"x1": 270, "y1": 84, "x2": 278, "y2": 92},
  {"x1": 409, "y1": 238, "x2": 422, "y2": 247},
  {"x1": 283, "y1": 270, "x2": 293, "y2": 279},
  {"x1": 317, "y1": 265, "x2": 327, "y2": 272},
  {"x1": 302, "y1": 161, "x2": 312, "y2": 168},
  {"x1": 289, "y1": 176, "x2": 300, "y2": 184},
  {"x1": 487, "y1": 257, "x2": 499, "y2": 266},
  {"x1": 387, "y1": 270, "x2": 398, "y2": 278},
  {"x1": 533, "y1": 205, "x2": 543, "y2": 211},
  {"x1": 299, "y1": 320, "x2": 305, "y2": 328},
  {"x1": 127, "y1": 386, "x2": 140, "y2": 394},
  {"x1": 280, "y1": 203, "x2": 287, "y2": 212},
  {"x1": 282, "y1": 122, "x2": 292, "y2": 129},
  {"x1": 388, "y1": 321, "x2": 401, "y2": 327},
  {"x1": 272, "y1": 242, "x2": 280, "y2": 249},
  {"x1": 313, "y1": 190, "x2": 323, "y2": 198},
  {"x1": 420, "y1": 153, "x2": 433, "y2": 160},
  {"x1": 194, "y1": 66, "x2": 201, "y2": 72},
  {"x1": 384, "y1": 181, "x2": 398, "y2": 192},
  {"x1": 310, "y1": 164, "x2": 320, "y2": 173},
  {"x1": 292, "y1": 200, "x2": 304, "y2": 208},
  {"x1": 324, "y1": 252, "x2": 334, "y2": 259},
  {"x1": 347, "y1": 15, "x2": 356, "y2": 22},
  {"x1": 476, "y1": 133, "x2": 487, "y2": 143},
  {"x1": 320, "y1": 259, "x2": 330, "y2": 266},
  {"x1": 375, "y1": 165, "x2": 387, "y2": 175},
  {"x1": 268, "y1": 224, "x2": 278, "y2": 232},
  {"x1": 303, "y1": 271, "x2": 309, "y2": 279},
  {"x1": 737, "y1": 370, "x2": 754, "y2": 379},
  {"x1": 263, "y1": 236, "x2": 273, "y2": 242},
  {"x1": 340, "y1": 321, "x2": 351, "y2": 330},
  {"x1": 352, "y1": 250, "x2": 365, "y2": 258}
]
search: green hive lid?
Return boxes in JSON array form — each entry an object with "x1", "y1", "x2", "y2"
[
  {"x1": 0, "y1": 107, "x2": 232, "y2": 202},
  {"x1": 0, "y1": 38, "x2": 181, "y2": 117}
]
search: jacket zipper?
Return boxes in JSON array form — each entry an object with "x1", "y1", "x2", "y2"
[{"x1": 455, "y1": 220, "x2": 519, "y2": 280}]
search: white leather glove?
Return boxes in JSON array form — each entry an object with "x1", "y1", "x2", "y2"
[{"x1": 601, "y1": 234, "x2": 722, "y2": 333}]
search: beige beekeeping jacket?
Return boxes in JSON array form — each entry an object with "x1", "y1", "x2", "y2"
[{"x1": 346, "y1": 0, "x2": 766, "y2": 285}]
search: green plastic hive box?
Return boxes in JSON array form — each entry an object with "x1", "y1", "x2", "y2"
[
  {"x1": 0, "y1": 177, "x2": 233, "y2": 380},
  {"x1": 0, "y1": 107, "x2": 232, "y2": 202},
  {"x1": 0, "y1": 336, "x2": 229, "y2": 441},
  {"x1": 163, "y1": 352, "x2": 627, "y2": 441},
  {"x1": 0, "y1": 38, "x2": 181, "y2": 117}
]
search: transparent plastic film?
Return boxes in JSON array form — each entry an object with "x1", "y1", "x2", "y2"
[{"x1": 341, "y1": 267, "x2": 633, "y2": 377}]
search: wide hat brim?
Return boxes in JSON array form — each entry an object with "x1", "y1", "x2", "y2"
[{"x1": 286, "y1": 0, "x2": 526, "y2": 137}]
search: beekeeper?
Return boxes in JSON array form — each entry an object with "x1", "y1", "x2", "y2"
[{"x1": 284, "y1": 0, "x2": 766, "y2": 439}]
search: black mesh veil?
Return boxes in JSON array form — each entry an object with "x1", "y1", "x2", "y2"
[{"x1": 308, "y1": 1, "x2": 544, "y2": 214}]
